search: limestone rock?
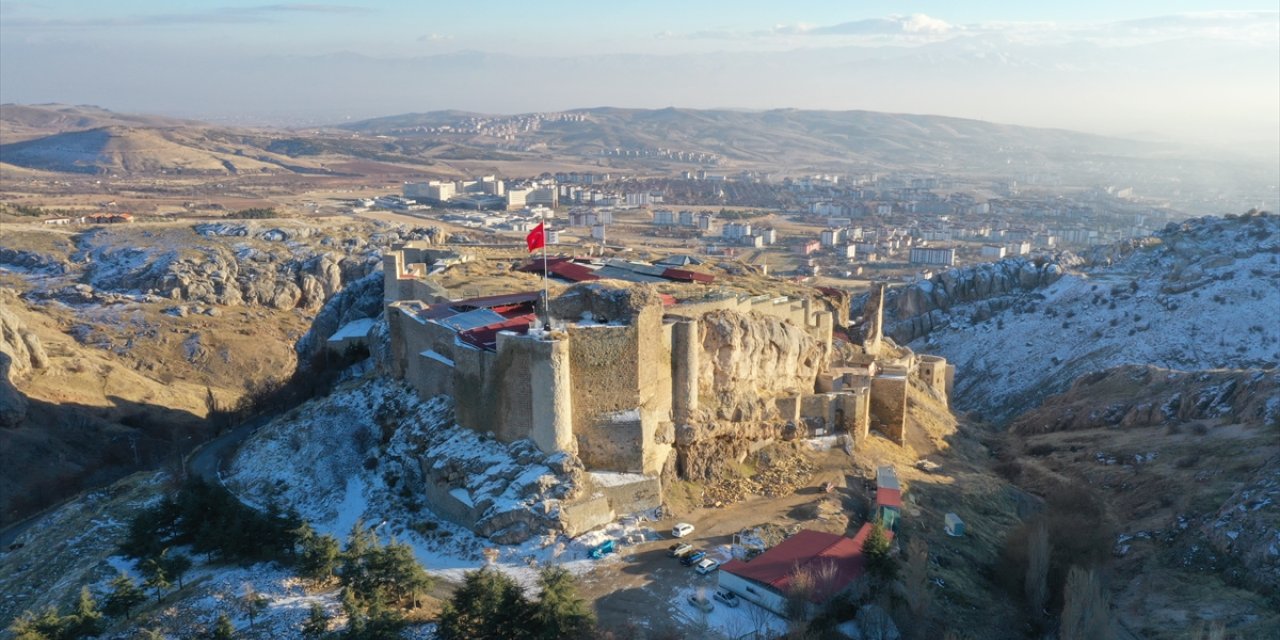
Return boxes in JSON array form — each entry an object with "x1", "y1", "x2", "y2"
[{"x1": 696, "y1": 309, "x2": 828, "y2": 422}]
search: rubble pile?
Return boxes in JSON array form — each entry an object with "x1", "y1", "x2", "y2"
[{"x1": 700, "y1": 443, "x2": 817, "y2": 507}]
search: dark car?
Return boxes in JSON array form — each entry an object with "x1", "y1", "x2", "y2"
[
  {"x1": 712, "y1": 588, "x2": 740, "y2": 607},
  {"x1": 681, "y1": 550, "x2": 706, "y2": 566}
]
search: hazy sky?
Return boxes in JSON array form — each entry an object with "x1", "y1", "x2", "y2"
[{"x1": 2, "y1": 1, "x2": 1278, "y2": 147}]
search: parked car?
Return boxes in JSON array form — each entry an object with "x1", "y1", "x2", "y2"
[
  {"x1": 688, "y1": 593, "x2": 714, "y2": 613},
  {"x1": 672, "y1": 522, "x2": 695, "y2": 538},
  {"x1": 695, "y1": 558, "x2": 720, "y2": 575},
  {"x1": 589, "y1": 539, "x2": 615, "y2": 559},
  {"x1": 668, "y1": 543, "x2": 694, "y2": 558},
  {"x1": 681, "y1": 550, "x2": 707, "y2": 566},
  {"x1": 712, "y1": 588, "x2": 740, "y2": 607}
]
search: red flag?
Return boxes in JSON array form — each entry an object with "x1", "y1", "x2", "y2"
[{"x1": 526, "y1": 223, "x2": 545, "y2": 252}]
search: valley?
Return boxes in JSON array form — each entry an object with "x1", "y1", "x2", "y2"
[{"x1": 0, "y1": 104, "x2": 1276, "y2": 640}]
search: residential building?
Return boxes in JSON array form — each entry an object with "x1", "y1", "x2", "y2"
[{"x1": 909, "y1": 247, "x2": 956, "y2": 266}]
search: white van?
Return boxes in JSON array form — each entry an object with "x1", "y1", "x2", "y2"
[{"x1": 672, "y1": 522, "x2": 695, "y2": 538}]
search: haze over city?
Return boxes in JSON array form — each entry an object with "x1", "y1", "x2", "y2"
[{"x1": 2, "y1": 1, "x2": 1278, "y2": 150}]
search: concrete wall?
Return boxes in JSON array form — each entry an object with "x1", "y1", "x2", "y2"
[
  {"x1": 870, "y1": 375, "x2": 908, "y2": 444},
  {"x1": 718, "y1": 571, "x2": 788, "y2": 617}
]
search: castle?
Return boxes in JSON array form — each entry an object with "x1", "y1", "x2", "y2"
[{"x1": 382, "y1": 242, "x2": 952, "y2": 534}]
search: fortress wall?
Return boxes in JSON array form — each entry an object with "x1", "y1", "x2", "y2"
[
  {"x1": 484, "y1": 338, "x2": 535, "y2": 443},
  {"x1": 637, "y1": 308, "x2": 674, "y2": 475},
  {"x1": 841, "y1": 386, "x2": 871, "y2": 443},
  {"x1": 452, "y1": 344, "x2": 497, "y2": 436},
  {"x1": 417, "y1": 474, "x2": 482, "y2": 529},
  {"x1": 870, "y1": 375, "x2": 908, "y2": 444},
  {"x1": 671, "y1": 319, "x2": 700, "y2": 423},
  {"x1": 917, "y1": 355, "x2": 949, "y2": 404},
  {"x1": 559, "y1": 495, "x2": 615, "y2": 537},
  {"x1": 527, "y1": 337, "x2": 576, "y2": 454},
  {"x1": 590, "y1": 474, "x2": 663, "y2": 517},
  {"x1": 566, "y1": 324, "x2": 645, "y2": 471}
]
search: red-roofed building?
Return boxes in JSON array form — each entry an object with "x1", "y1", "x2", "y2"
[{"x1": 717, "y1": 526, "x2": 890, "y2": 617}]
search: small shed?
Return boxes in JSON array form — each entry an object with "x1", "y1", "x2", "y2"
[{"x1": 944, "y1": 513, "x2": 965, "y2": 537}]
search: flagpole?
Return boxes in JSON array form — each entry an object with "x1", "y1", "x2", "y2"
[{"x1": 541, "y1": 210, "x2": 550, "y2": 327}]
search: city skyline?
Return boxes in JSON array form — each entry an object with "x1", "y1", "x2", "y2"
[{"x1": 1, "y1": 2, "x2": 1277, "y2": 148}]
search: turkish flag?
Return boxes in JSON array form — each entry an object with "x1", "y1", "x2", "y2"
[{"x1": 526, "y1": 223, "x2": 545, "y2": 252}]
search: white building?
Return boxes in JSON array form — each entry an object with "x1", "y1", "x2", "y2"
[
  {"x1": 909, "y1": 246, "x2": 956, "y2": 266},
  {"x1": 980, "y1": 245, "x2": 1007, "y2": 259}
]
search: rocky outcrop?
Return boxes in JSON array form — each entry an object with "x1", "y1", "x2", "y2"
[
  {"x1": 295, "y1": 270, "x2": 386, "y2": 368},
  {"x1": 695, "y1": 309, "x2": 828, "y2": 422},
  {"x1": 81, "y1": 241, "x2": 380, "y2": 311},
  {"x1": 852, "y1": 257, "x2": 1066, "y2": 344},
  {"x1": 0, "y1": 247, "x2": 67, "y2": 274},
  {"x1": 1010, "y1": 366, "x2": 1280, "y2": 435},
  {"x1": 0, "y1": 299, "x2": 48, "y2": 426},
  {"x1": 1204, "y1": 457, "x2": 1280, "y2": 594}
]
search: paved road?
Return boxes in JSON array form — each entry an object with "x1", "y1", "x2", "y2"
[{"x1": 0, "y1": 413, "x2": 272, "y2": 550}]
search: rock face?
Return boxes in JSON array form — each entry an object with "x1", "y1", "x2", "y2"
[
  {"x1": 695, "y1": 309, "x2": 828, "y2": 422},
  {"x1": 0, "y1": 247, "x2": 67, "y2": 274},
  {"x1": 0, "y1": 299, "x2": 48, "y2": 426},
  {"x1": 1010, "y1": 365, "x2": 1280, "y2": 435},
  {"x1": 852, "y1": 257, "x2": 1065, "y2": 344},
  {"x1": 294, "y1": 270, "x2": 386, "y2": 368},
  {"x1": 1204, "y1": 457, "x2": 1280, "y2": 595},
  {"x1": 673, "y1": 309, "x2": 830, "y2": 481}
]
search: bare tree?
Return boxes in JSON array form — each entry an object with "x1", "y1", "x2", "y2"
[
  {"x1": 1059, "y1": 566, "x2": 1113, "y2": 640},
  {"x1": 784, "y1": 565, "x2": 817, "y2": 630},
  {"x1": 902, "y1": 537, "x2": 932, "y2": 638},
  {"x1": 1024, "y1": 519, "x2": 1050, "y2": 620}
]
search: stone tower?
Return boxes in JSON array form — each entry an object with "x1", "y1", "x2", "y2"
[{"x1": 863, "y1": 282, "x2": 886, "y2": 357}]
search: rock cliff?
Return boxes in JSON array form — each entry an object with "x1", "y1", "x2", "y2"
[
  {"x1": 0, "y1": 296, "x2": 48, "y2": 426},
  {"x1": 852, "y1": 257, "x2": 1066, "y2": 345},
  {"x1": 294, "y1": 270, "x2": 386, "y2": 367},
  {"x1": 695, "y1": 309, "x2": 828, "y2": 422}
]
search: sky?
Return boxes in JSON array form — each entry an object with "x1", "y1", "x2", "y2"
[{"x1": 1, "y1": 1, "x2": 1278, "y2": 147}]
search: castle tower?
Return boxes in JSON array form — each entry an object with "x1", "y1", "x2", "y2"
[{"x1": 863, "y1": 282, "x2": 886, "y2": 357}]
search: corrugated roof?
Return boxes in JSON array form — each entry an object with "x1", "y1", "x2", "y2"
[
  {"x1": 550, "y1": 261, "x2": 602, "y2": 282},
  {"x1": 593, "y1": 265, "x2": 668, "y2": 283},
  {"x1": 720, "y1": 527, "x2": 888, "y2": 603},
  {"x1": 457, "y1": 314, "x2": 536, "y2": 350},
  {"x1": 876, "y1": 487, "x2": 902, "y2": 509},
  {"x1": 452, "y1": 291, "x2": 542, "y2": 310},
  {"x1": 435, "y1": 308, "x2": 507, "y2": 331},
  {"x1": 661, "y1": 268, "x2": 715, "y2": 283}
]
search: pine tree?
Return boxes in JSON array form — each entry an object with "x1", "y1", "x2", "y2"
[
  {"x1": 8, "y1": 606, "x2": 67, "y2": 640},
  {"x1": 862, "y1": 522, "x2": 897, "y2": 582},
  {"x1": 437, "y1": 567, "x2": 533, "y2": 640},
  {"x1": 301, "y1": 602, "x2": 330, "y2": 638},
  {"x1": 105, "y1": 572, "x2": 147, "y2": 620},
  {"x1": 142, "y1": 557, "x2": 171, "y2": 602},
  {"x1": 211, "y1": 612, "x2": 236, "y2": 640},
  {"x1": 239, "y1": 584, "x2": 268, "y2": 629},
  {"x1": 531, "y1": 566, "x2": 595, "y2": 640},
  {"x1": 296, "y1": 522, "x2": 341, "y2": 582},
  {"x1": 164, "y1": 551, "x2": 194, "y2": 590},
  {"x1": 65, "y1": 586, "x2": 105, "y2": 638}
]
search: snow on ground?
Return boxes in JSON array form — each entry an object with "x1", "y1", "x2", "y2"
[
  {"x1": 916, "y1": 243, "x2": 1280, "y2": 420},
  {"x1": 669, "y1": 584, "x2": 788, "y2": 639},
  {"x1": 226, "y1": 378, "x2": 659, "y2": 593}
]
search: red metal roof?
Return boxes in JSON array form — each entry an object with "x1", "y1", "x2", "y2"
[
  {"x1": 660, "y1": 268, "x2": 715, "y2": 283},
  {"x1": 720, "y1": 527, "x2": 891, "y2": 603},
  {"x1": 549, "y1": 261, "x2": 601, "y2": 282},
  {"x1": 456, "y1": 314, "x2": 536, "y2": 350},
  {"x1": 876, "y1": 487, "x2": 902, "y2": 509}
]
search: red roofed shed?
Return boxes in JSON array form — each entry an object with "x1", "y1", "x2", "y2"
[{"x1": 717, "y1": 526, "x2": 890, "y2": 617}]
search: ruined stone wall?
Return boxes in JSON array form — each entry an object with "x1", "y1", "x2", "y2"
[
  {"x1": 870, "y1": 375, "x2": 908, "y2": 444},
  {"x1": 917, "y1": 355, "x2": 949, "y2": 405},
  {"x1": 695, "y1": 309, "x2": 828, "y2": 422},
  {"x1": 566, "y1": 324, "x2": 645, "y2": 472},
  {"x1": 636, "y1": 307, "x2": 674, "y2": 476},
  {"x1": 671, "y1": 319, "x2": 700, "y2": 424}
]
